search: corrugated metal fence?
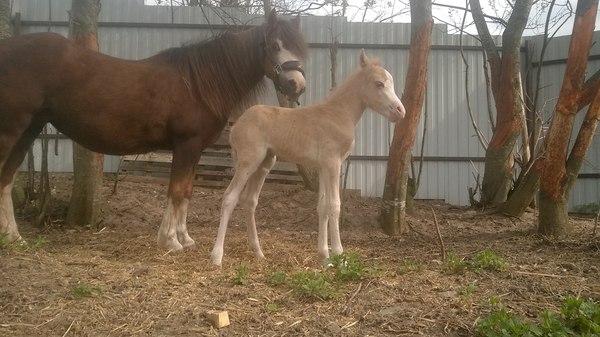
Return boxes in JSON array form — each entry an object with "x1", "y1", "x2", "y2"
[{"x1": 11, "y1": 0, "x2": 600, "y2": 210}]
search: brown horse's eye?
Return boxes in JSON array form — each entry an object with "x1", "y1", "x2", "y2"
[
  {"x1": 375, "y1": 81, "x2": 384, "y2": 88},
  {"x1": 272, "y1": 43, "x2": 280, "y2": 52}
]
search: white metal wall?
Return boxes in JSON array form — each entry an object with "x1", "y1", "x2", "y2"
[{"x1": 11, "y1": 0, "x2": 599, "y2": 209}]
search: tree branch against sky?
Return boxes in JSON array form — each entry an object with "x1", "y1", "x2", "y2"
[{"x1": 144, "y1": 0, "x2": 590, "y2": 36}]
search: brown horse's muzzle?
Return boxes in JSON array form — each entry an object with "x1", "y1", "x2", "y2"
[{"x1": 274, "y1": 60, "x2": 306, "y2": 103}]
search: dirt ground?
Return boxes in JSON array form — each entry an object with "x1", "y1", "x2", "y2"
[{"x1": 1, "y1": 173, "x2": 599, "y2": 336}]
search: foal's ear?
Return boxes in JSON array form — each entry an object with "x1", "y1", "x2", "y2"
[
  {"x1": 359, "y1": 49, "x2": 370, "y2": 67},
  {"x1": 291, "y1": 14, "x2": 300, "y2": 29}
]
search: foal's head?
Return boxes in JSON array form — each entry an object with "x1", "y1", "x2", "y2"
[
  {"x1": 262, "y1": 10, "x2": 309, "y2": 102},
  {"x1": 359, "y1": 50, "x2": 405, "y2": 122}
]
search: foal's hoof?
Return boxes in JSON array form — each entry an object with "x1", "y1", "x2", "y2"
[
  {"x1": 158, "y1": 236, "x2": 184, "y2": 252},
  {"x1": 180, "y1": 237, "x2": 196, "y2": 249},
  {"x1": 210, "y1": 250, "x2": 223, "y2": 266}
]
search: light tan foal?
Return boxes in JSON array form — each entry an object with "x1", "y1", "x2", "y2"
[{"x1": 211, "y1": 50, "x2": 405, "y2": 266}]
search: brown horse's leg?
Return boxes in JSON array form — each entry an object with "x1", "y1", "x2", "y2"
[
  {"x1": 157, "y1": 146, "x2": 200, "y2": 251},
  {"x1": 0, "y1": 120, "x2": 45, "y2": 242},
  {"x1": 238, "y1": 153, "x2": 276, "y2": 260}
]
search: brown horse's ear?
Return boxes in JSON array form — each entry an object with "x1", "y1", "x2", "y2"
[
  {"x1": 291, "y1": 14, "x2": 300, "y2": 29},
  {"x1": 359, "y1": 49, "x2": 369, "y2": 67},
  {"x1": 267, "y1": 8, "x2": 277, "y2": 27}
]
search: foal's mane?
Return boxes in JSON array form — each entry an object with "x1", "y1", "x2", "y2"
[{"x1": 328, "y1": 57, "x2": 382, "y2": 102}]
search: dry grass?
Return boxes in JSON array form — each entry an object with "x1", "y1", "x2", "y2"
[{"x1": 1, "y1": 174, "x2": 599, "y2": 336}]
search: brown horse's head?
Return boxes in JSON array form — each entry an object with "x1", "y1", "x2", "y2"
[{"x1": 262, "y1": 10, "x2": 308, "y2": 102}]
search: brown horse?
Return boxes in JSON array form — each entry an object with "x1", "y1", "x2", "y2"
[{"x1": 0, "y1": 11, "x2": 308, "y2": 251}]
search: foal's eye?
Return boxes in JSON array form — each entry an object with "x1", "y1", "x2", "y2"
[
  {"x1": 272, "y1": 43, "x2": 280, "y2": 52},
  {"x1": 375, "y1": 81, "x2": 384, "y2": 88}
]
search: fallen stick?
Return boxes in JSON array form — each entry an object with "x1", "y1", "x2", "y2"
[
  {"x1": 430, "y1": 206, "x2": 446, "y2": 262},
  {"x1": 341, "y1": 282, "x2": 363, "y2": 315}
]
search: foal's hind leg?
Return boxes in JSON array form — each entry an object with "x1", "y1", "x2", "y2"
[
  {"x1": 0, "y1": 120, "x2": 46, "y2": 242},
  {"x1": 238, "y1": 153, "x2": 276, "y2": 260},
  {"x1": 211, "y1": 149, "x2": 266, "y2": 266},
  {"x1": 316, "y1": 162, "x2": 344, "y2": 261},
  {"x1": 157, "y1": 146, "x2": 201, "y2": 251}
]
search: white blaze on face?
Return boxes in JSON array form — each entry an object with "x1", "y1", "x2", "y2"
[
  {"x1": 381, "y1": 70, "x2": 405, "y2": 122},
  {"x1": 275, "y1": 39, "x2": 306, "y2": 96}
]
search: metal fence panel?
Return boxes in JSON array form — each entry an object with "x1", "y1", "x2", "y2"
[{"x1": 11, "y1": 0, "x2": 600, "y2": 209}]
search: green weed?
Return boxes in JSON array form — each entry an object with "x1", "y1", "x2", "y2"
[
  {"x1": 265, "y1": 303, "x2": 278, "y2": 313},
  {"x1": 232, "y1": 264, "x2": 250, "y2": 285},
  {"x1": 476, "y1": 297, "x2": 600, "y2": 337},
  {"x1": 0, "y1": 234, "x2": 8, "y2": 249},
  {"x1": 473, "y1": 250, "x2": 506, "y2": 271},
  {"x1": 457, "y1": 283, "x2": 478, "y2": 299},
  {"x1": 443, "y1": 252, "x2": 468, "y2": 274},
  {"x1": 72, "y1": 283, "x2": 102, "y2": 299},
  {"x1": 267, "y1": 270, "x2": 288, "y2": 286},
  {"x1": 290, "y1": 271, "x2": 334, "y2": 300},
  {"x1": 326, "y1": 251, "x2": 374, "y2": 281},
  {"x1": 398, "y1": 258, "x2": 425, "y2": 274}
]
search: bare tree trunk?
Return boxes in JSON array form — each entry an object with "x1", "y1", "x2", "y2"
[
  {"x1": 538, "y1": 0, "x2": 598, "y2": 235},
  {"x1": 66, "y1": 0, "x2": 104, "y2": 227},
  {"x1": 470, "y1": 0, "x2": 533, "y2": 207},
  {"x1": 0, "y1": 0, "x2": 10, "y2": 40},
  {"x1": 379, "y1": 0, "x2": 432, "y2": 236},
  {"x1": 503, "y1": 69, "x2": 600, "y2": 216}
]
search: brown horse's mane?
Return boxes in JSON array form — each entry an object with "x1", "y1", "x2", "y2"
[{"x1": 153, "y1": 19, "x2": 307, "y2": 121}]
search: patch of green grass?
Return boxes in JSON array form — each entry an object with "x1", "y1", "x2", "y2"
[
  {"x1": 0, "y1": 235, "x2": 49, "y2": 252},
  {"x1": 265, "y1": 303, "x2": 278, "y2": 313},
  {"x1": 398, "y1": 258, "x2": 425, "y2": 274},
  {"x1": 72, "y1": 283, "x2": 102, "y2": 299},
  {"x1": 472, "y1": 250, "x2": 506, "y2": 271},
  {"x1": 290, "y1": 271, "x2": 335, "y2": 301},
  {"x1": 266, "y1": 252, "x2": 377, "y2": 301},
  {"x1": 267, "y1": 270, "x2": 288, "y2": 286},
  {"x1": 232, "y1": 264, "x2": 249, "y2": 285},
  {"x1": 443, "y1": 250, "x2": 507, "y2": 274},
  {"x1": 443, "y1": 252, "x2": 468, "y2": 274},
  {"x1": 457, "y1": 283, "x2": 478, "y2": 299},
  {"x1": 326, "y1": 251, "x2": 375, "y2": 281},
  {"x1": 476, "y1": 297, "x2": 600, "y2": 337},
  {"x1": 0, "y1": 234, "x2": 8, "y2": 249},
  {"x1": 31, "y1": 236, "x2": 49, "y2": 249},
  {"x1": 560, "y1": 296, "x2": 600, "y2": 335},
  {"x1": 477, "y1": 307, "x2": 539, "y2": 337}
]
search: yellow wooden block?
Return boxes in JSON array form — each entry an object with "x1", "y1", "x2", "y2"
[{"x1": 206, "y1": 310, "x2": 230, "y2": 328}]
